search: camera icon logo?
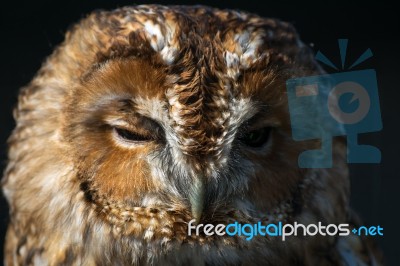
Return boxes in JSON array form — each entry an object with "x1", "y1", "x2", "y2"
[{"x1": 286, "y1": 40, "x2": 382, "y2": 168}]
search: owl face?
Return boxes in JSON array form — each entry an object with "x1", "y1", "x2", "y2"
[
  {"x1": 3, "y1": 5, "x2": 351, "y2": 265},
  {"x1": 63, "y1": 6, "x2": 314, "y2": 230}
]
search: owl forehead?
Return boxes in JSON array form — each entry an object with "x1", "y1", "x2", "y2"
[
  {"x1": 108, "y1": 5, "x2": 268, "y2": 69},
  {"x1": 91, "y1": 7, "x2": 272, "y2": 157}
]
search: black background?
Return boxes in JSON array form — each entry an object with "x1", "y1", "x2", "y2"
[{"x1": 0, "y1": 1, "x2": 399, "y2": 265}]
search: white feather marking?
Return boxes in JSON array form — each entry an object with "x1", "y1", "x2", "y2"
[
  {"x1": 142, "y1": 19, "x2": 178, "y2": 64},
  {"x1": 144, "y1": 21, "x2": 165, "y2": 51}
]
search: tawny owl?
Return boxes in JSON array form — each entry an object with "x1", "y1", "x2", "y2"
[{"x1": 2, "y1": 5, "x2": 382, "y2": 266}]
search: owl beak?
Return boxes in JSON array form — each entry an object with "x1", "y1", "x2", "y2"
[{"x1": 189, "y1": 177, "x2": 205, "y2": 224}]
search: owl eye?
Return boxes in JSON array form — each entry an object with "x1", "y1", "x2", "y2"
[
  {"x1": 113, "y1": 127, "x2": 153, "y2": 142},
  {"x1": 239, "y1": 127, "x2": 271, "y2": 148}
]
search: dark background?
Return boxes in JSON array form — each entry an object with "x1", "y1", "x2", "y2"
[{"x1": 0, "y1": 1, "x2": 399, "y2": 265}]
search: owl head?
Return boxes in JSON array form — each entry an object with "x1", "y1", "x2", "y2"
[{"x1": 3, "y1": 5, "x2": 351, "y2": 265}]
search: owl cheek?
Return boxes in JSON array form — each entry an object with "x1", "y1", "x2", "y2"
[
  {"x1": 240, "y1": 150, "x2": 300, "y2": 210},
  {"x1": 87, "y1": 148, "x2": 156, "y2": 204}
]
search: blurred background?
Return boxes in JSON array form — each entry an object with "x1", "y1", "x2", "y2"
[{"x1": 0, "y1": 1, "x2": 398, "y2": 265}]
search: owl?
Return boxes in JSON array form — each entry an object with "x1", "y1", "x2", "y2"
[{"x1": 2, "y1": 5, "x2": 382, "y2": 266}]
